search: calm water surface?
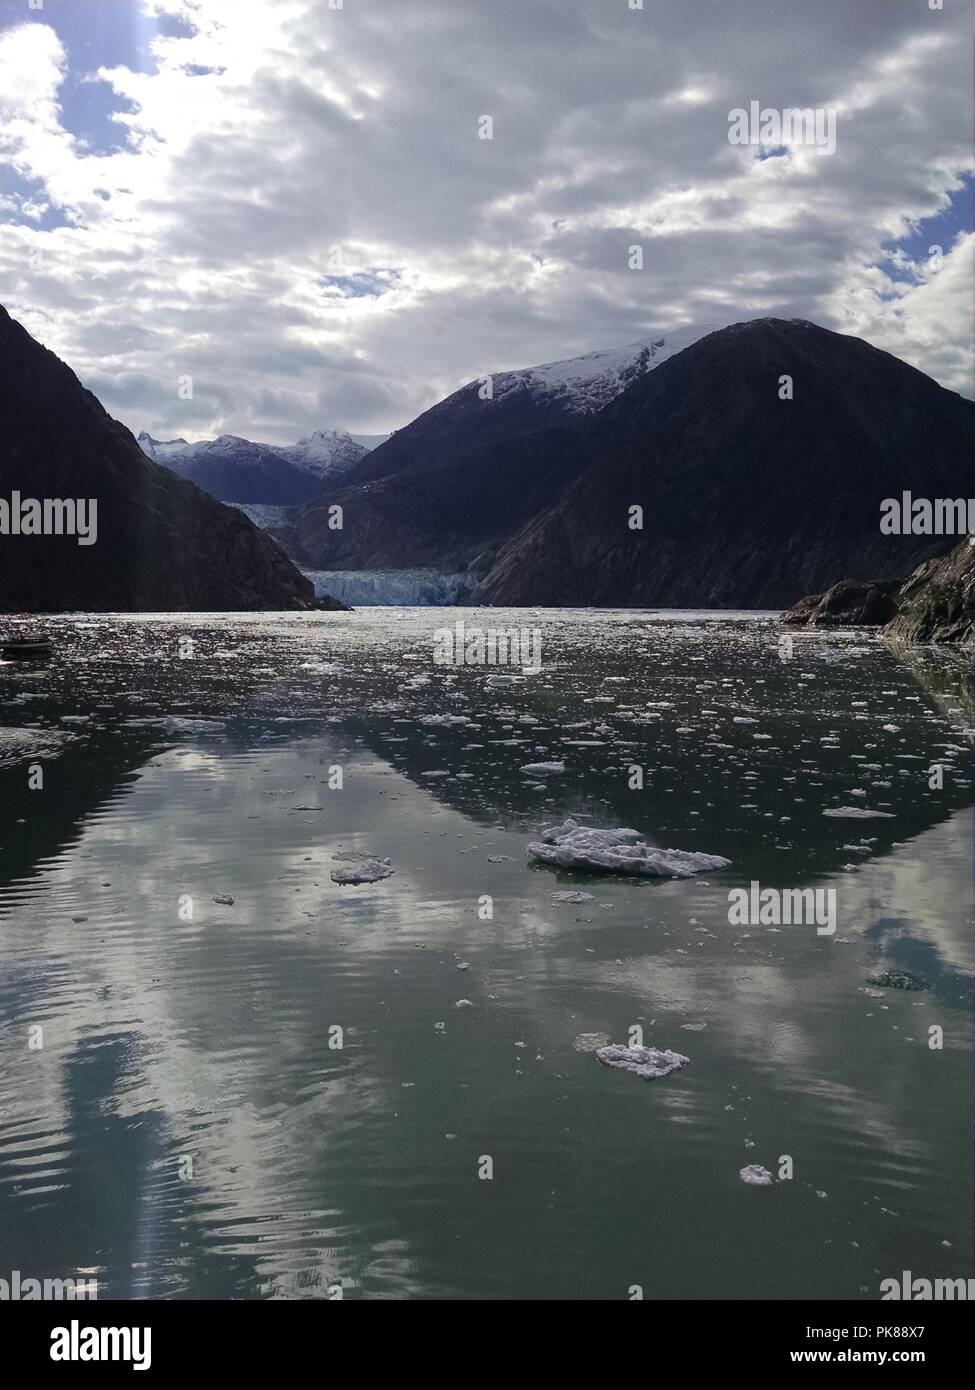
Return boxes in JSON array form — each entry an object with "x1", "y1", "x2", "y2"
[{"x1": 0, "y1": 609, "x2": 972, "y2": 1299}]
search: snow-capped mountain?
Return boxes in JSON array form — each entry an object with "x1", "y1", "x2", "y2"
[
  {"x1": 291, "y1": 327, "x2": 715, "y2": 564},
  {"x1": 136, "y1": 426, "x2": 382, "y2": 506},
  {"x1": 137, "y1": 431, "x2": 190, "y2": 460},
  {"x1": 287, "y1": 317, "x2": 975, "y2": 600},
  {"x1": 485, "y1": 328, "x2": 711, "y2": 414},
  {"x1": 283, "y1": 428, "x2": 388, "y2": 479}
]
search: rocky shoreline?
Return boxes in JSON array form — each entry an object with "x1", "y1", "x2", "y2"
[{"x1": 781, "y1": 538, "x2": 975, "y2": 646}]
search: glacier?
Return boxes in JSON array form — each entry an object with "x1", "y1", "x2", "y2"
[{"x1": 303, "y1": 569, "x2": 472, "y2": 606}]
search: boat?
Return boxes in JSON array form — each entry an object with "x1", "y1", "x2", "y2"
[{"x1": 1, "y1": 636, "x2": 54, "y2": 659}]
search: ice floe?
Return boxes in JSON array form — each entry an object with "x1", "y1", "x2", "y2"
[
  {"x1": 595, "y1": 1044, "x2": 689, "y2": 1079},
  {"x1": 867, "y1": 970, "x2": 927, "y2": 991},
  {"x1": 739, "y1": 1164, "x2": 773, "y2": 1186},
  {"x1": 822, "y1": 806, "x2": 895, "y2": 818},
  {"x1": 520, "y1": 760, "x2": 566, "y2": 775},
  {"x1": 527, "y1": 818, "x2": 731, "y2": 878},
  {"x1": 330, "y1": 853, "x2": 395, "y2": 885}
]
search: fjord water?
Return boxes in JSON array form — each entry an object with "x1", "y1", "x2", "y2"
[{"x1": 0, "y1": 609, "x2": 971, "y2": 1301}]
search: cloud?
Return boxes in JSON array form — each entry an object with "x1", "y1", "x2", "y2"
[{"x1": 0, "y1": 0, "x2": 971, "y2": 443}]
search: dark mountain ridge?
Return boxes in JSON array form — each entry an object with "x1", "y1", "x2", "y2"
[
  {"x1": 288, "y1": 318, "x2": 973, "y2": 607},
  {"x1": 0, "y1": 305, "x2": 314, "y2": 612},
  {"x1": 479, "y1": 318, "x2": 974, "y2": 606}
]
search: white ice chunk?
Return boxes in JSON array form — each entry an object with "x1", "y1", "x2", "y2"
[
  {"x1": 740, "y1": 1164, "x2": 773, "y2": 1186},
  {"x1": 330, "y1": 853, "x2": 395, "y2": 885},
  {"x1": 595, "y1": 1044, "x2": 690, "y2": 1079},
  {"x1": 527, "y1": 818, "x2": 731, "y2": 878}
]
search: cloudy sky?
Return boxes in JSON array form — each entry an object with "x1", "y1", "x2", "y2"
[{"x1": 0, "y1": 0, "x2": 971, "y2": 443}]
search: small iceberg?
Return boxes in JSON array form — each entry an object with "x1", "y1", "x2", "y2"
[
  {"x1": 867, "y1": 969, "x2": 927, "y2": 991},
  {"x1": 330, "y1": 853, "x2": 395, "y2": 885},
  {"x1": 520, "y1": 761, "x2": 565, "y2": 775},
  {"x1": 595, "y1": 1044, "x2": 689, "y2": 1079},
  {"x1": 527, "y1": 819, "x2": 731, "y2": 879},
  {"x1": 740, "y1": 1165, "x2": 773, "y2": 1186},
  {"x1": 823, "y1": 806, "x2": 894, "y2": 819}
]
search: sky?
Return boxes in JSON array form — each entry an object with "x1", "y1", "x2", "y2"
[{"x1": 0, "y1": 0, "x2": 971, "y2": 444}]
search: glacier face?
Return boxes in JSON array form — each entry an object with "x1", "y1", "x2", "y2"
[{"x1": 302, "y1": 569, "x2": 471, "y2": 606}]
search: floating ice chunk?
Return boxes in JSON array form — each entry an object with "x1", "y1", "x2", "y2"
[
  {"x1": 573, "y1": 1031, "x2": 611, "y2": 1052},
  {"x1": 527, "y1": 818, "x2": 731, "y2": 879},
  {"x1": 453, "y1": 999, "x2": 475, "y2": 1009},
  {"x1": 595, "y1": 1044, "x2": 689, "y2": 1079},
  {"x1": 740, "y1": 1164, "x2": 773, "y2": 1186},
  {"x1": 551, "y1": 890, "x2": 595, "y2": 903},
  {"x1": 420, "y1": 714, "x2": 472, "y2": 726},
  {"x1": 867, "y1": 970, "x2": 927, "y2": 991},
  {"x1": 521, "y1": 761, "x2": 565, "y2": 775},
  {"x1": 164, "y1": 717, "x2": 227, "y2": 735},
  {"x1": 822, "y1": 806, "x2": 895, "y2": 818},
  {"x1": 330, "y1": 853, "x2": 395, "y2": 885}
]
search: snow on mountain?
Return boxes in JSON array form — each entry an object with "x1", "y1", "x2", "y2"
[
  {"x1": 282, "y1": 429, "x2": 373, "y2": 480},
  {"x1": 137, "y1": 431, "x2": 190, "y2": 460},
  {"x1": 488, "y1": 327, "x2": 714, "y2": 414},
  {"x1": 137, "y1": 427, "x2": 378, "y2": 483}
]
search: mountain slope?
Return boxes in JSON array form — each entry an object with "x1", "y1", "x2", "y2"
[
  {"x1": 0, "y1": 305, "x2": 314, "y2": 612},
  {"x1": 477, "y1": 319, "x2": 974, "y2": 607},
  {"x1": 290, "y1": 330, "x2": 709, "y2": 568},
  {"x1": 140, "y1": 433, "x2": 326, "y2": 506}
]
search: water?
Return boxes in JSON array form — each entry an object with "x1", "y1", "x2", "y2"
[{"x1": 0, "y1": 609, "x2": 972, "y2": 1300}]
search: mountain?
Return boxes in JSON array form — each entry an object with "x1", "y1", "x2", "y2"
[
  {"x1": 139, "y1": 432, "x2": 325, "y2": 505},
  {"x1": 286, "y1": 428, "x2": 386, "y2": 479},
  {"x1": 476, "y1": 319, "x2": 974, "y2": 607},
  {"x1": 136, "y1": 432, "x2": 189, "y2": 461},
  {"x1": 137, "y1": 426, "x2": 378, "y2": 506},
  {"x1": 0, "y1": 304, "x2": 315, "y2": 612},
  {"x1": 289, "y1": 330, "x2": 708, "y2": 568}
]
